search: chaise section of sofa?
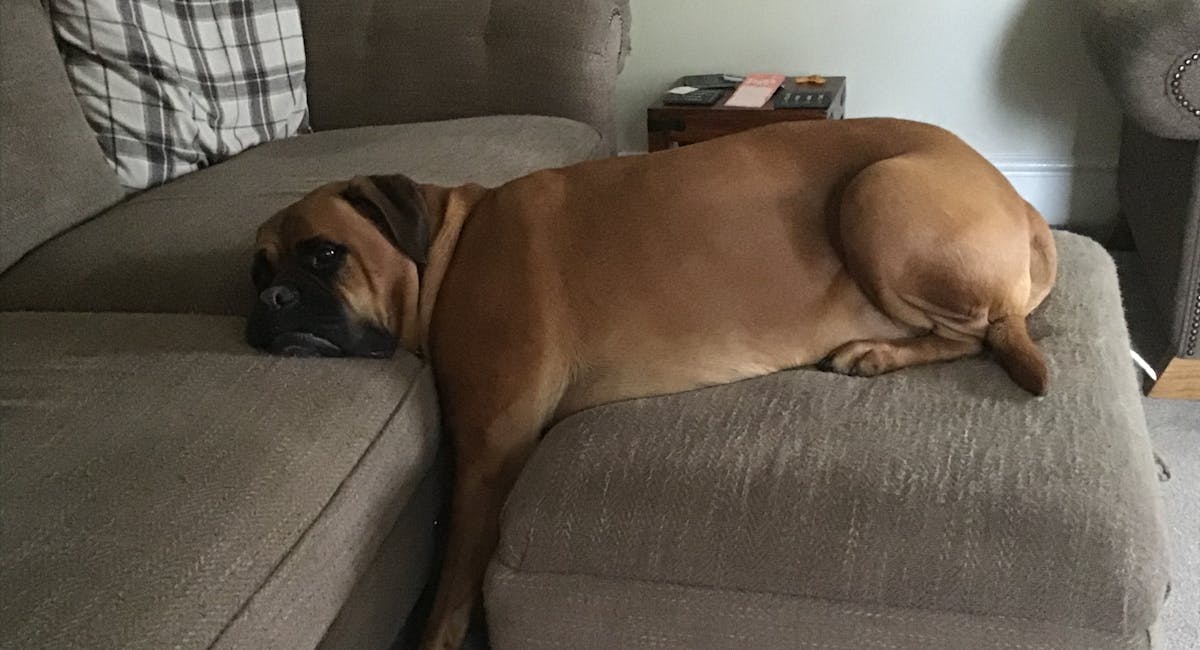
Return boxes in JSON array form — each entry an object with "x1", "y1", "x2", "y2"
[{"x1": 0, "y1": 312, "x2": 440, "y2": 649}]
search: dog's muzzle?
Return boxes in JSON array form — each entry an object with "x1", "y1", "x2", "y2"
[
  {"x1": 246, "y1": 279, "x2": 348, "y2": 357},
  {"x1": 246, "y1": 276, "x2": 396, "y2": 359}
]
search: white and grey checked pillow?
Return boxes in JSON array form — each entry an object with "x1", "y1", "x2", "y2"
[{"x1": 47, "y1": 0, "x2": 309, "y2": 191}]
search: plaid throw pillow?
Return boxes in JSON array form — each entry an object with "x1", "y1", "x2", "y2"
[{"x1": 47, "y1": 0, "x2": 309, "y2": 191}]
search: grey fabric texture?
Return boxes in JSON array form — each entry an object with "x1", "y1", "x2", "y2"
[
  {"x1": 0, "y1": 115, "x2": 603, "y2": 316},
  {"x1": 1118, "y1": 255, "x2": 1200, "y2": 649},
  {"x1": 485, "y1": 232, "x2": 1169, "y2": 649},
  {"x1": 1141, "y1": 398, "x2": 1200, "y2": 649},
  {"x1": 0, "y1": 312, "x2": 441, "y2": 650},
  {"x1": 0, "y1": 0, "x2": 123, "y2": 273},
  {"x1": 1079, "y1": 0, "x2": 1200, "y2": 140},
  {"x1": 317, "y1": 458, "x2": 444, "y2": 650},
  {"x1": 1117, "y1": 123, "x2": 1200, "y2": 359},
  {"x1": 486, "y1": 568, "x2": 1151, "y2": 650},
  {"x1": 296, "y1": 0, "x2": 630, "y2": 151}
]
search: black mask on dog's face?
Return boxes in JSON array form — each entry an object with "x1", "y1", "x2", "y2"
[
  {"x1": 244, "y1": 175, "x2": 430, "y2": 358},
  {"x1": 245, "y1": 240, "x2": 397, "y2": 357}
]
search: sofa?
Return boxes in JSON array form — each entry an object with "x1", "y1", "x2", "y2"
[
  {"x1": 0, "y1": 1, "x2": 629, "y2": 647},
  {"x1": 1080, "y1": 0, "x2": 1200, "y2": 399},
  {"x1": 0, "y1": 2, "x2": 1173, "y2": 650}
]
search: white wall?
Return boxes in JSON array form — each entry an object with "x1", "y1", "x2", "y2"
[{"x1": 616, "y1": 0, "x2": 1123, "y2": 233}]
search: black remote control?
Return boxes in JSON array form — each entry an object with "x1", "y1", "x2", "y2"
[
  {"x1": 663, "y1": 88, "x2": 725, "y2": 106},
  {"x1": 676, "y1": 74, "x2": 744, "y2": 89}
]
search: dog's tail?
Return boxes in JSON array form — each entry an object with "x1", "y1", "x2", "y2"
[{"x1": 986, "y1": 314, "x2": 1048, "y2": 396}]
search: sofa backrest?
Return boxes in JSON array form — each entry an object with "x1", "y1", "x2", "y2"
[
  {"x1": 0, "y1": 0, "x2": 124, "y2": 273},
  {"x1": 297, "y1": 0, "x2": 630, "y2": 150}
]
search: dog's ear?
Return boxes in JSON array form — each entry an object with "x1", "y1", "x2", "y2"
[{"x1": 342, "y1": 175, "x2": 430, "y2": 271}]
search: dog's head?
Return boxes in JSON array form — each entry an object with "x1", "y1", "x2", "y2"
[{"x1": 245, "y1": 175, "x2": 430, "y2": 358}]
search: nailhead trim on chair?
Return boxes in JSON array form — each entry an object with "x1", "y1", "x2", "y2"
[
  {"x1": 1173, "y1": 51, "x2": 1200, "y2": 356},
  {"x1": 1170, "y1": 51, "x2": 1200, "y2": 119},
  {"x1": 1188, "y1": 289, "x2": 1199, "y2": 356}
]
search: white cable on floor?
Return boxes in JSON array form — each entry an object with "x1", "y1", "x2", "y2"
[{"x1": 1131, "y1": 349, "x2": 1158, "y2": 381}]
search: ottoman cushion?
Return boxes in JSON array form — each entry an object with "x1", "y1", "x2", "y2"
[{"x1": 485, "y1": 232, "x2": 1170, "y2": 649}]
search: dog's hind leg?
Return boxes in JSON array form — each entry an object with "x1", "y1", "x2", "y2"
[
  {"x1": 828, "y1": 153, "x2": 1050, "y2": 393},
  {"x1": 420, "y1": 353, "x2": 567, "y2": 650},
  {"x1": 819, "y1": 288, "x2": 989, "y2": 376},
  {"x1": 820, "y1": 334, "x2": 982, "y2": 377}
]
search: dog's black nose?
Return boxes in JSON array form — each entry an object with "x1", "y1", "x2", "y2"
[{"x1": 260, "y1": 285, "x2": 298, "y2": 310}]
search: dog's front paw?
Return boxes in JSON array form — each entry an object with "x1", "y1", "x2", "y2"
[{"x1": 818, "y1": 340, "x2": 896, "y2": 377}]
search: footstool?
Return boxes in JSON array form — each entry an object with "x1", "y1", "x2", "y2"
[{"x1": 484, "y1": 232, "x2": 1170, "y2": 649}]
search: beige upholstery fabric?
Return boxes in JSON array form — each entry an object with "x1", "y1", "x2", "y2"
[
  {"x1": 0, "y1": 0, "x2": 123, "y2": 272},
  {"x1": 317, "y1": 458, "x2": 444, "y2": 650},
  {"x1": 296, "y1": 0, "x2": 630, "y2": 149},
  {"x1": 0, "y1": 312, "x2": 440, "y2": 650},
  {"x1": 485, "y1": 232, "x2": 1168, "y2": 649},
  {"x1": 487, "y1": 569, "x2": 1152, "y2": 650},
  {"x1": 0, "y1": 116, "x2": 602, "y2": 316}
]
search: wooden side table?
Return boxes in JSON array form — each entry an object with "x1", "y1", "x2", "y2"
[{"x1": 646, "y1": 76, "x2": 846, "y2": 152}]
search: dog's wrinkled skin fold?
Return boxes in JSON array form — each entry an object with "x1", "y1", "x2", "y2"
[{"x1": 246, "y1": 118, "x2": 1057, "y2": 649}]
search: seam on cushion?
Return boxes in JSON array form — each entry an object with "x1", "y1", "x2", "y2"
[
  {"x1": 208, "y1": 362, "x2": 433, "y2": 649},
  {"x1": 486, "y1": 555, "x2": 1147, "y2": 640},
  {"x1": 488, "y1": 561, "x2": 1149, "y2": 648},
  {"x1": 495, "y1": 589, "x2": 1049, "y2": 650}
]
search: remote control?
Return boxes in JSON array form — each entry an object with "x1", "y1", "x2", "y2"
[
  {"x1": 677, "y1": 74, "x2": 743, "y2": 89},
  {"x1": 663, "y1": 88, "x2": 725, "y2": 106}
]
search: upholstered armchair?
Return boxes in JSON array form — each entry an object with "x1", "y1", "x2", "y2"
[{"x1": 1080, "y1": 0, "x2": 1200, "y2": 398}]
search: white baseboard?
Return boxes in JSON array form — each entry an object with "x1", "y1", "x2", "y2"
[
  {"x1": 618, "y1": 150, "x2": 1118, "y2": 235},
  {"x1": 990, "y1": 156, "x2": 1117, "y2": 234}
]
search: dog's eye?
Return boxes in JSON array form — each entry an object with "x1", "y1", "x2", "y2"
[
  {"x1": 308, "y1": 243, "x2": 344, "y2": 271},
  {"x1": 315, "y1": 244, "x2": 338, "y2": 261}
]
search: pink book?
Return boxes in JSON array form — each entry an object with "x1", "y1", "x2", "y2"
[{"x1": 723, "y1": 73, "x2": 786, "y2": 108}]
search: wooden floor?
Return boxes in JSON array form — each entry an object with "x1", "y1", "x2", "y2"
[{"x1": 1149, "y1": 357, "x2": 1200, "y2": 400}]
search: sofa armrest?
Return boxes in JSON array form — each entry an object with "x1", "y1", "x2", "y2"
[
  {"x1": 1079, "y1": 0, "x2": 1200, "y2": 140},
  {"x1": 1116, "y1": 124, "x2": 1200, "y2": 363},
  {"x1": 297, "y1": 0, "x2": 630, "y2": 152}
]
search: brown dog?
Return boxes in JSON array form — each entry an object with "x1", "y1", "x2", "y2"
[{"x1": 246, "y1": 118, "x2": 1056, "y2": 649}]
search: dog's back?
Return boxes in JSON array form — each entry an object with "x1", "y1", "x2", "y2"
[{"x1": 436, "y1": 118, "x2": 1052, "y2": 415}]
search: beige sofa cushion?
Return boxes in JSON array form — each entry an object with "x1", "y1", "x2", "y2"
[
  {"x1": 0, "y1": 312, "x2": 440, "y2": 649},
  {"x1": 317, "y1": 462, "x2": 444, "y2": 650},
  {"x1": 0, "y1": 115, "x2": 602, "y2": 315},
  {"x1": 0, "y1": 0, "x2": 124, "y2": 273},
  {"x1": 485, "y1": 232, "x2": 1169, "y2": 649}
]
